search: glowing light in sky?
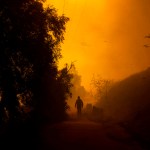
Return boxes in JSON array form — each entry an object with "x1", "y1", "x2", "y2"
[{"x1": 46, "y1": 0, "x2": 150, "y2": 90}]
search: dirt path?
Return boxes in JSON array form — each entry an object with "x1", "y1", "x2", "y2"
[{"x1": 40, "y1": 119, "x2": 144, "y2": 150}]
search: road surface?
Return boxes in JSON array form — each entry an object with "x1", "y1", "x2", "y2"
[{"x1": 40, "y1": 119, "x2": 144, "y2": 150}]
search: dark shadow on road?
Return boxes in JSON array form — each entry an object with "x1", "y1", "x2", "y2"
[{"x1": 39, "y1": 117, "x2": 144, "y2": 150}]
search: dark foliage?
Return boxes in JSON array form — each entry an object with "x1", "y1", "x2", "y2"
[
  {"x1": 0, "y1": 0, "x2": 72, "y2": 138},
  {"x1": 97, "y1": 67, "x2": 150, "y2": 149}
]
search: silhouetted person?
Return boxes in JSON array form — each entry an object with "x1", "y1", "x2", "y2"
[{"x1": 75, "y1": 96, "x2": 83, "y2": 118}]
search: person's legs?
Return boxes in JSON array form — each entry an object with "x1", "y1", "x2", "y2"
[{"x1": 77, "y1": 107, "x2": 82, "y2": 118}]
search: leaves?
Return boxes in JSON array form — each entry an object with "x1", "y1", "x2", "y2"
[{"x1": 0, "y1": 0, "x2": 70, "y2": 124}]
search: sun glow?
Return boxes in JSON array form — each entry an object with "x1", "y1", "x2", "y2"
[{"x1": 45, "y1": 0, "x2": 150, "y2": 90}]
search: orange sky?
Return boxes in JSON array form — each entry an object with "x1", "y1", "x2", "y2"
[{"x1": 46, "y1": 0, "x2": 150, "y2": 90}]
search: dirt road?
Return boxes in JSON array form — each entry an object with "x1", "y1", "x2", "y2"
[{"x1": 40, "y1": 119, "x2": 144, "y2": 150}]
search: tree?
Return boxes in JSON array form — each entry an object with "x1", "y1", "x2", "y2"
[
  {"x1": 90, "y1": 75, "x2": 113, "y2": 101},
  {"x1": 54, "y1": 63, "x2": 74, "y2": 120},
  {"x1": 0, "y1": 0, "x2": 69, "y2": 125}
]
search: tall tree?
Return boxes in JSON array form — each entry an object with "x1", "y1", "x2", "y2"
[{"x1": 0, "y1": 0, "x2": 69, "y2": 125}]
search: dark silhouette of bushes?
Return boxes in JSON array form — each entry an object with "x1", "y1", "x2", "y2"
[
  {"x1": 0, "y1": 0, "x2": 72, "y2": 149},
  {"x1": 97, "y1": 68, "x2": 150, "y2": 148}
]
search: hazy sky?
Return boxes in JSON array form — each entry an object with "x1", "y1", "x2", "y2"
[{"x1": 46, "y1": 0, "x2": 150, "y2": 90}]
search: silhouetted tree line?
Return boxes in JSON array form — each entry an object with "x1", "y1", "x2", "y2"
[
  {"x1": 0, "y1": 0, "x2": 72, "y2": 135},
  {"x1": 96, "y1": 68, "x2": 150, "y2": 149}
]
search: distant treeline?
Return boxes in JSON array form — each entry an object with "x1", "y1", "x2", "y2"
[{"x1": 96, "y1": 67, "x2": 150, "y2": 149}]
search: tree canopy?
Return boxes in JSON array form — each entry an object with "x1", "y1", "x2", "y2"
[{"x1": 0, "y1": 0, "x2": 71, "y2": 125}]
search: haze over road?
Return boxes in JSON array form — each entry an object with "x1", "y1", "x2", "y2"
[{"x1": 41, "y1": 119, "x2": 143, "y2": 150}]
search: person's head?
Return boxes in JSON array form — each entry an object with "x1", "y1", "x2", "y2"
[{"x1": 78, "y1": 96, "x2": 80, "y2": 99}]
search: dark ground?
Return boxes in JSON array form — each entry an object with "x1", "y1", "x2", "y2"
[
  {"x1": 39, "y1": 117, "x2": 144, "y2": 150},
  {"x1": 0, "y1": 115, "x2": 147, "y2": 150}
]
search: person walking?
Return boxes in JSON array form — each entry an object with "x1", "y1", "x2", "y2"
[{"x1": 75, "y1": 96, "x2": 84, "y2": 118}]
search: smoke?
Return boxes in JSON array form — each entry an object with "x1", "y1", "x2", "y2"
[
  {"x1": 66, "y1": 70, "x2": 95, "y2": 116},
  {"x1": 96, "y1": 67, "x2": 150, "y2": 121},
  {"x1": 59, "y1": 0, "x2": 150, "y2": 90}
]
